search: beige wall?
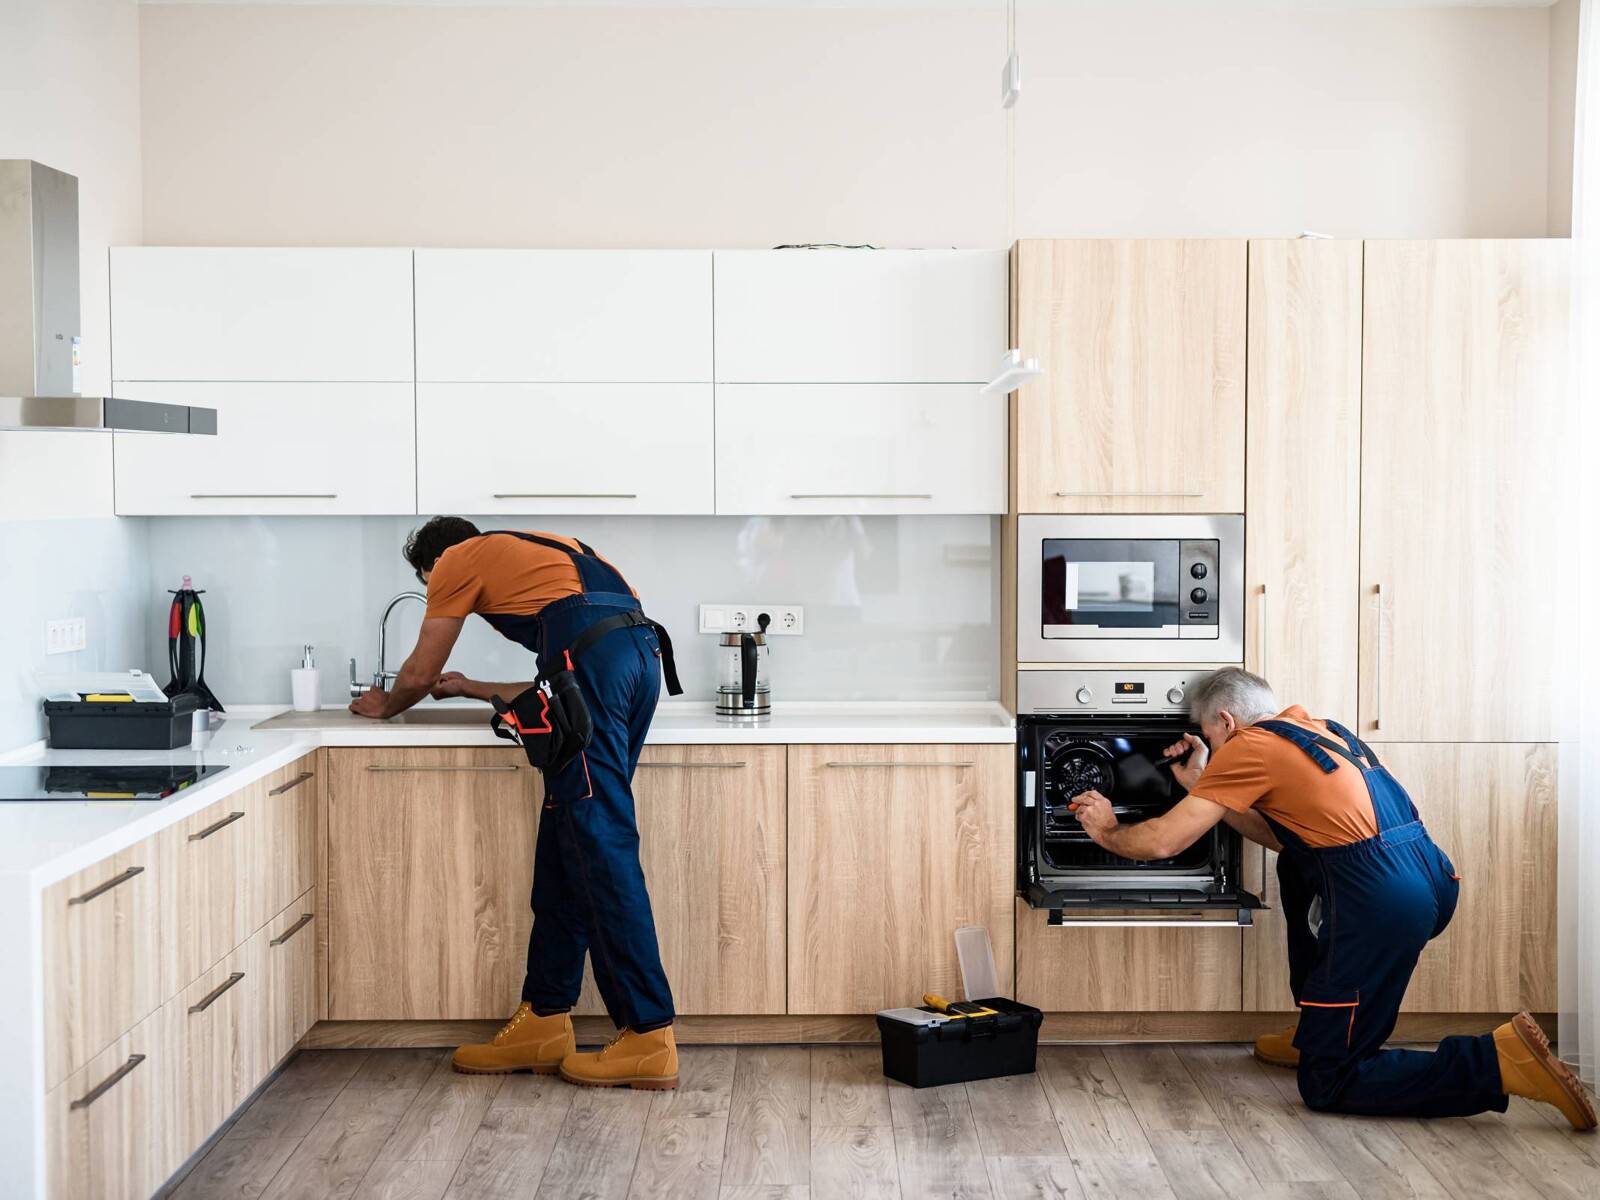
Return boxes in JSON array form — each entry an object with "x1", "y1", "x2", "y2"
[
  {"x1": 139, "y1": 2, "x2": 1557, "y2": 248},
  {"x1": 1550, "y1": 0, "x2": 1581, "y2": 234}
]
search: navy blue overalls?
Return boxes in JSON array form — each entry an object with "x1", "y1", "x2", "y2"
[
  {"x1": 475, "y1": 532, "x2": 678, "y2": 1032},
  {"x1": 1257, "y1": 717, "x2": 1506, "y2": 1117}
]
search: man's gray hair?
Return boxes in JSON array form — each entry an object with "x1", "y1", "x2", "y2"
[{"x1": 1188, "y1": 667, "x2": 1279, "y2": 726}]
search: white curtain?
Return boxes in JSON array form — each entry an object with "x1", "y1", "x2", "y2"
[{"x1": 1560, "y1": 0, "x2": 1600, "y2": 1085}]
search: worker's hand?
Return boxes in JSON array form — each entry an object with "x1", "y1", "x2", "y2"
[
  {"x1": 430, "y1": 671, "x2": 470, "y2": 700},
  {"x1": 349, "y1": 687, "x2": 391, "y2": 719},
  {"x1": 1164, "y1": 733, "x2": 1209, "y2": 791},
  {"x1": 1069, "y1": 789, "x2": 1119, "y2": 842}
]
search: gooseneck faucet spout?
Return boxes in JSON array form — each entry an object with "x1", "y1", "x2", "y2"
[{"x1": 350, "y1": 590, "x2": 428, "y2": 696}]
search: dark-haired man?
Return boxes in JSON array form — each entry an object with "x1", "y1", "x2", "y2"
[{"x1": 350, "y1": 516, "x2": 682, "y2": 1090}]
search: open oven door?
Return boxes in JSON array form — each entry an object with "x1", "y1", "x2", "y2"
[{"x1": 1021, "y1": 880, "x2": 1262, "y2": 927}]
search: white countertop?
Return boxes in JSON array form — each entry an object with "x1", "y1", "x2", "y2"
[{"x1": 0, "y1": 701, "x2": 1013, "y2": 887}]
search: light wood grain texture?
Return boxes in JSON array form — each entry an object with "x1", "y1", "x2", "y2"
[
  {"x1": 810, "y1": 1048, "x2": 891, "y2": 1127},
  {"x1": 887, "y1": 1081, "x2": 992, "y2": 1198},
  {"x1": 48, "y1": 1006, "x2": 178, "y2": 1200},
  {"x1": 809, "y1": 1125, "x2": 900, "y2": 1200},
  {"x1": 256, "y1": 755, "x2": 319, "y2": 934},
  {"x1": 966, "y1": 1073, "x2": 1068, "y2": 1158},
  {"x1": 1102, "y1": 1045, "x2": 1222, "y2": 1133},
  {"x1": 171, "y1": 935, "x2": 266, "y2": 1154},
  {"x1": 353, "y1": 1160, "x2": 460, "y2": 1200},
  {"x1": 1386, "y1": 1116, "x2": 1548, "y2": 1199},
  {"x1": 1012, "y1": 239, "x2": 1246, "y2": 514},
  {"x1": 445, "y1": 1099, "x2": 570, "y2": 1199},
  {"x1": 261, "y1": 1087, "x2": 420, "y2": 1200},
  {"x1": 377, "y1": 1061, "x2": 503, "y2": 1164},
  {"x1": 787, "y1": 744, "x2": 1013, "y2": 1013},
  {"x1": 627, "y1": 1111, "x2": 729, "y2": 1200},
  {"x1": 317, "y1": 748, "x2": 331, "y2": 1025},
  {"x1": 43, "y1": 829, "x2": 167, "y2": 1092},
  {"x1": 1374, "y1": 743, "x2": 1558, "y2": 1013},
  {"x1": 1146, "y1": 1130, "x2": 1257, "y2": 1200},
  {"x1": 169, "y1": 785, "x2": 265, "y2": 992},
  {"x1": 983, "y1": 1156, "x2": 1083, "y2": 1200},
  {"x1": 1358, "y1": 239, "x2": 1569, "y2": 742},
  {"x1": 1000, "y1": 514, "x2": 1018, "y2": 715},
  {"x1": 169, "y1": 1133, "x2": 300, "y2": 1200},
  {"x1": 1244, "y1": 239, "x2": 1361, "y2": 718},
  {"x1": 264, "y1": 889, "x2": 319, "y2": 1071},
  {"x1": 1014, "y1": 900, "x2": 1242, "y2": 1012},
  {"x1": 348, "y1": 1050, "x2": 450, "y2": 1093},
  {"x1": 535, "y1": 1087, "x2": 653, "y2": 1199},
  {"x1": 1171, "y1": 1045, "x2": 1339, "y2": 1184},
  {"x1": 723, "y1": 1046, "x2": 812, "y2": 1188},
  {"x1": 1242, "y1": 846, "x2": 1297, "y2": 1013},
  {"x1": 576, "y1": 745, "x2": 787, "y2": 1016},
  {"x1": 326, "y1": 748, "x2": 537, "y2": 1020}
]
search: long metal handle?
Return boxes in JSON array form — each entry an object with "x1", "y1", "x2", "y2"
[
  {"x1": 70, "y1": 1054, "x2": 145, "y2": 1110},
  {"x1": 824, "y1": 760, "x2": 974, "y2": 769},
  {"x1": 790, "y1": 493, "x2": 932, "y2": 500},
  {"x1": 188, "y1": 811, "x2": 245, "y2": 841},
  {"x1": 1054, "y1": 489, "x2": 1204, "y2": 498},
  {"x1": 68, "y1": 865, "x2": 145, "y2": 906},
  {"x1": 190, "y1": 493, "x2": 337, "y2": 500},
  {"x1": 638, "y1": 762, "x2": 748, "y2": 770},
  {"x1": 268, "y1": 771, "x2": 314, "y2": 797},
  {"x1": 1258, "y1": 583, "x2": 1268, "y2": 678},
  {"x1": 1373, "y1": 582, "x2": 1385, "y2": 732},
  {"x1": 493, "y1": 492, "x2": 637, "y2": 500},
  {"x1": 188, "y1": 971, "x2": 246, "y2": 1014},
  {"x1": 1048, "y1": 918, "x2": 1245, "y2": 929},
  {"x1": 365, "y1": 765, "x2": 521, "y2": 773},
  {"x1": 270, "y1": 913, "x2": 315, "y2": 947}
]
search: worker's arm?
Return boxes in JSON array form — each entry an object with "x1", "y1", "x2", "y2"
[
  {"x1": 1220, "y1": 805, "x2": 1282, "y2": 852},
  {"x1": 349, "y1": 617, "x2": 464, "y2": 719},
  {"x1": 429, "y1": 672, "x2": 535, "y2": 705},
  {"x1": 1069, "y1": 790, "x2": 1229, "y2": 861}
]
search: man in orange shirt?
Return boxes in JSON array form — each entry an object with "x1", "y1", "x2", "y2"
[
  {"x1": 350, "y1": 516, "x2": 683, "y2": 1090},
  {"x1": 1070, "y1": 666, "x2": 1593, "y2": 1128}
]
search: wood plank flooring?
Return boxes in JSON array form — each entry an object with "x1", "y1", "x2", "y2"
[{"x1": 159, "y1": 1042, "x2": 1599, "y2": 1199}]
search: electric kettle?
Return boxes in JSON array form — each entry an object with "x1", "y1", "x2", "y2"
[{"x1": 716, "y1": 613, "x2": 771, "y2": 719}]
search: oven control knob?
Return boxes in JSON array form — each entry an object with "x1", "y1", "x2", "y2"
[
  {"x1": 1167, "y1": 686, "x2": 1185, "y2": 705},
  {"x1": 1190, "y1": 562, "x2": 1208, "y2": 579},
  {"x1": 1075, "y1": 686, "x2": 1093, "y2": 705},
  {"x1": 1190, "y1": 587, "x2": 1208, "y2": 604}
]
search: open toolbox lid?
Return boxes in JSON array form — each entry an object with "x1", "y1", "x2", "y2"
[{"x1": 1023, "y1": 880, "x2": 1262, "y2": 925}]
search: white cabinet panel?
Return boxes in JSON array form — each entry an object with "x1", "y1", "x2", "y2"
[
  {"x1": 715, "y1": 384, "x2": 1004, "y2": 514},
  {"x1": 417, "y1": 383, "x2": 712, "y2": 515},
  {"x1": 110, "y1": 248, "x2": 413, "y2": 382},
  {"x1": 112, "y1": 382, "x2": 416, "y2": 515},
  {"x1": 415, "y1": 250, "x2": 712, "y2": 383},
  {"x1": 0, "y1": 431, "x2": 113, "y2": 519},
  {"x1": 713, "y1": 250, "x2": 1007, "y2": 383}
]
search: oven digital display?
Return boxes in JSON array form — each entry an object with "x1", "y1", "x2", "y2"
[{"x1": 1116, "y1": 682, "x2": 1145, "y2": 695}]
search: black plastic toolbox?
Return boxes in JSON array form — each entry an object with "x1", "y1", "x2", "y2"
[
  {"x1": 877, "y1": 997, "x2": 1043, "y2": 1088},
  {"x1": 44, "y1": 692, "x2": 198, "y2": 750}
]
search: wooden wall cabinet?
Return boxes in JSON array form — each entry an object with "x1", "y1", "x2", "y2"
[
  {"x1": 1244, "y1": 239, "x2": 1362, "y2": 717},
  {"x1": 787, "y1": 744, "x2": 1014, "y2": 1014},
  {"x1": 1358, "y1": 240, "x2": 1569, "y2": 743},
  {"x1": 1011, "y1": 239, "x2": 1247, "y2": 514}
]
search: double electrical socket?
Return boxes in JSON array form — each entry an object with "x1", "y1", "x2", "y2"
[
  {"x1": 698, "y1": 604, "x2": 804, "y2": 636},
  {"x1": 46, "y1": 617, "x2": 87, "y2": 655}
]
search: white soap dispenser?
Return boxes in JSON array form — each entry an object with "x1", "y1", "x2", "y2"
[{"x1": 291, "y1": 644, "x2": 320, "y2": 712}]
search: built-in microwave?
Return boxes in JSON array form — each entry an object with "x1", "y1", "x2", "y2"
[{"x1": 1016, "y1": 514, "x2": 1244, "y2": 663}]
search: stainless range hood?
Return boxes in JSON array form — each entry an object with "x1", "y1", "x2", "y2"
[{"x1": 0, "y1": 161, "x2": 216, "y2": 434}]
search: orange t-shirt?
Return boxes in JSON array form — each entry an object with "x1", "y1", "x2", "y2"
[
  {"x1": 424, "y1": 532, "x2": 632, "y2": 621},
  {"x1": 1187, "y1": 706, "x2": 1379, "y2": 849}
]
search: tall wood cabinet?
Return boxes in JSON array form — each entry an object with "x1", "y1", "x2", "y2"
[
  {"x1": 1358, "y1": 240, "x2": 1569, "y2": 743},
  {"x1": 1011, "y1": 239, "x2": 1247, "y2": 514}
]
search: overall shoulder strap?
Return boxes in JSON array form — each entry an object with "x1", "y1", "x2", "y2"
[
  {"x1": 1322, "y1": 719, "x2": 1380, "y2": 769},
  {"x1": 1253, "y1": 719, "x2": 1364, "y2": 774},
  {"x1": 485, "y1": 530, "x2": 583, "y2": 558}
]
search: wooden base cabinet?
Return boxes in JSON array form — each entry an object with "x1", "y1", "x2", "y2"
[
  {"x1": 787, "y1": 744, "x2": 1014, "y2": 1013},
  {"x1": 170, "y1": 938, "x2": 264, "y2": 1155},
  {"x1": 167, "y1": 788, "x2": 265, "y2": 994},
  {"x1": 264, "y1": 890, "x2": 319, "y2": 1068}
]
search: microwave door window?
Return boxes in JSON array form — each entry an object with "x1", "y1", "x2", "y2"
[{"x1": 1043, "y1": 539, "x2": 1181, "y2": 634}]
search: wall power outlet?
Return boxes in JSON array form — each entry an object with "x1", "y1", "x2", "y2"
[
  {"x1": 698, "y1": 604, "x2": 804, "y2": 636},
  {"x1": 46, "y1": 617, "x2": 87, "y2": 655}
]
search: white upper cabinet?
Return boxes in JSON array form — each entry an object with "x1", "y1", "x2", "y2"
[
  {"x1": 110, "y1": 248, "x2": 414, "y2": 382},
  {"x1": 712, "y1": 250, "x2": 1007, "y2": 383},
  {"x1": 715, "y1": 384, "x2": 1005, "y2": 515},
  {"x1": 414, "y1": 250, "x2": 712, "y2": 383}
]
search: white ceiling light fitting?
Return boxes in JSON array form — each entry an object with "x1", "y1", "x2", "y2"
[{"x1": 980, "y1": 348, "x2": 1042, "y2": 396}]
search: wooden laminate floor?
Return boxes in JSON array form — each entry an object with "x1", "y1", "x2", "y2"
[{"x1": 159, "y1": 1042, "x2": 1599, "y2": 1199}]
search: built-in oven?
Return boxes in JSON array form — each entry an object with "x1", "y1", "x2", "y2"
[
  {"x1": 1016, "y1": 514, "x2": 1243, "y2": 664},
  {"x1": 1016, "y1": 669, "x2": 1260, "y2": 925}
]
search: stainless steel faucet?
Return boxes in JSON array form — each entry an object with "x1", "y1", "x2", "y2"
[{"x1": 349, "y1": 590, "x2": 428, "y2": 697}]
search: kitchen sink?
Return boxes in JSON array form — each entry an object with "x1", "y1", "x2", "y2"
[{"x1": 253, "y1": 704, "x2": 493, "y2": 731}]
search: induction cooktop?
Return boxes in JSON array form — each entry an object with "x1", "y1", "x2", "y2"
[{"x1": 0, "y1": 763, "x2": 229, "y2": 801}]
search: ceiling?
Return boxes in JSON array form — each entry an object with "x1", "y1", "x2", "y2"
[{"x1": 136, "y1": 0, "x2": 1560, "y2": 9}]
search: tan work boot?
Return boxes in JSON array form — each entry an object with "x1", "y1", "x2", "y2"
[
  {"x1": 559, "y1": 1025, "x2": 679, "y2": 1090},
  {"x1": 1254, "y1": 1024, "x2": 1300, "y2": 1069},
  {"x1": 452, "y1": 1003, "x2": 575, "y2": 1075},
  {"x1": 1495, "y1": 1011, "x2": 1597, "y2": 1131}
]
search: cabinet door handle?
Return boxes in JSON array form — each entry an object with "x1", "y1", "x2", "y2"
[
  {"x1": 1258, "y1": 583, "x2": 1269, "y2": 679},
  {"x1": 493, "y1": 492, "x2": 637, "y2": 500},
  {"x1": 823, "y1": 760, "x2": 975, "y2": 769},
  {"x1": 189, "y1": 972, "x2": 246, "y2": 1014},
  {"x1": 789, "y1": 493, "x2": 932, "y2": 500},
  {"x1": 1053, "y1": 489, "x2": 1204, "y2": 498},
  {"x1": 638, "y1": 762, "x2": 748, "y2": 770},
  {"x1": 270, "y1": 913, "x2": 315, "y2": 947},
  {"x1": 190, "y1": 493, "x2": 338, "y2": 500},
  {"x1": 1372, "y1": 582, "x2": 1385, "y2": 732},
  {"x1": 1047, "y1": 917, "x2": 1247, "y2": 929},
  {"x1": 268, "y1": 771, "x2": 315, "y2": 796},
  {"x1": 70, "y1": 1054, "x2": 146, "y2": 1110},
  {"x1": 364, "y1": 765, "x2": 521, "y2": 773},
  {"x1": 67, "y1": 865, "x2": 145, "y2": 906},
  {"x1": 189, "y1": 810, "x2": 245, "y2": 841}
]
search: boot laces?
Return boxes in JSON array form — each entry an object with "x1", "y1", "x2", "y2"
[
  {"x1": 598, "y1": 1028, "x2": 629, "y2": 1058},
  {"x1": 495, "y1": 1003, "x2": 533, "y2": 1042}
]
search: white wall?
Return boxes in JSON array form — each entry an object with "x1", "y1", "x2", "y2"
[
  {"x1": 137, "y1": 1, "x2": 1557, "y2": 246},
  {"x1": 1551, "y1": 0, "x2": 1581, "y2": 234},
  {"x1": 139, "y1": 515, "x2": 1001, "y2": 705},
  {"x1": 0, "y1": 0, "x2": 150, "y2": 752}
]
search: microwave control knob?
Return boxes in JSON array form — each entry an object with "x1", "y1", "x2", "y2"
[
  {"x1": 1190, "y1": 587, "x2": 1208, "y2": 604},
  {"x1": 1166, "y1": 686, "x2": 1185, "y2": 706},
  {"x1": 1190, "y1": 562, "x2": 1208, "y2": 579},
  {"x1": 1075, "y1": 686, "x2": 1093, "y2": 705}
]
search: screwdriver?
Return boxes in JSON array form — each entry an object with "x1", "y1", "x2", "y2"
[{"x1": 922, "y1": 993, "x2": 999, "y2": 1019}]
